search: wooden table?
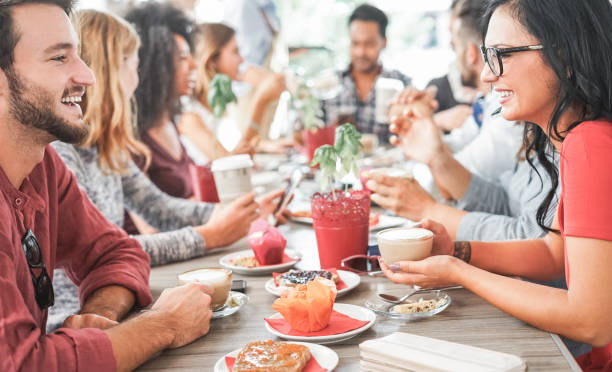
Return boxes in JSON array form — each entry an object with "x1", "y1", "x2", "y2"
[{"x1": 137, "y1": 222, "x2": 580, "y2": 371}]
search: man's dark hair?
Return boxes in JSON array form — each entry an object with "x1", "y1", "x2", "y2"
[
  {"x1": 125, "y1": 2, "x2": 194, "y2": 134},
  {"x1": 0, "y1": 0, "x2": 74, "y2": 71},
  {"x1": 454, "y1": 0, "x2": 487, "y2": 43},
  {"x1": 348, "y1": 3, "x2": 388, "y2": 39}
]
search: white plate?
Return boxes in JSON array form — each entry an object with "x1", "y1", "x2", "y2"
[
  {"x1": 212, "y1": 291, "x2": 248, "y2": 319},
  {"x1": 265, "y1": 270, "x2": 360, "y2": 298},
  {"x1": 253, "y1": 153, "x2": 288, "y2": 171},
  {"x1": 219, "y1": 249, "x2": 302, "y2": 276},
  {"x1": 370, "y1": 215, "x2": 412, "y2": 232},
  {"x1": 264, "y1": 303, "x2": 376, "y2": 344},
  {"x1": 290, "y1": 214, "x2": 411, "y2": 232},
  {"x1": 213, "y1": 341, "x2": 339, "y2": 372}
]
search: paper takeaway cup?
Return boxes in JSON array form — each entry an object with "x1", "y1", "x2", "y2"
[{"x1": 211, "y1": 154, "x2": 254, "y2": 203}]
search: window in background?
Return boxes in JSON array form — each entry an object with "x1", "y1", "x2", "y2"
[{"x1": 76, "y1": 0, "x2": 453, "y2": 88}]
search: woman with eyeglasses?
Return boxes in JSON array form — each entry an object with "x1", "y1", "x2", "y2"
[{"x1": 380, "y1": 0, "x2": 612, "y2": 369}]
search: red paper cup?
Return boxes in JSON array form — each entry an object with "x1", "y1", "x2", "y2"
[
  {"x1": 314, "y1": 223, "x2": 369, "y2": 269},
  {"x1": 311, "y1": 190, "x2": 370, "y2": 269},
  {"x1": 302, "y1": 125, "x2": 336, "y2": 163}
]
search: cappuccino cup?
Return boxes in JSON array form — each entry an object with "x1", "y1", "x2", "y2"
[
  {"x1": 367, "y1": 167, "x2": 413, "y2": 180},
  {"x1": 362, "y1": 167, "x2": 413, "y2": 192},
  {"x1": 377, "y1": 227, "x2": 434, "y2": 263},
  {"x1": 178, "y1": 268, "x2": 232, "y2": 310},
  {"x1": 360, "y1": 133, "x2": 379, "y2": 154}
]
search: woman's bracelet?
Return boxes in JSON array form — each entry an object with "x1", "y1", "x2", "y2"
[{"x1": 453, "y1": 241, "x2": 471, "y2": 263}]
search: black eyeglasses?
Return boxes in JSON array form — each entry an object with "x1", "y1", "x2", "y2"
[
  {"x1": 480, "y1": 45, "x2": 544, "y2": 77},
  {"x1": 22, "y1": 229, "x2": 54, "y2": 310},
  {"x1": 340, "y1": 254, "x2": 382, "y2": 276}
]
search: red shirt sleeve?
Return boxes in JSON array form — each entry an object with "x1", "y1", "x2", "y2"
[
  {"x1": 48, "y1": 147, "x2": 153, "y2": 308},
  {"x1": 561, "y1": 120, "x2": 612, "y2": 240},
  {"x1": 0, "y1": 250, "x2": 116, "y2": 372}
]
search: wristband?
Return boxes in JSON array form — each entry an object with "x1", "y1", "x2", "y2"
[{"x1": 453, "y1": 241, "x2": 471, "y2": 263}]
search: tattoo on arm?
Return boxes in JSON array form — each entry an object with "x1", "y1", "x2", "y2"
[{"x1": 453, "y1": 241, "x2": 471, "y2": 263}]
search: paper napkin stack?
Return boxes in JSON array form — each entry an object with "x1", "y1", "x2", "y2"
[{"x1": 360, "y1": 332, "x2": 526, "y2": 372}]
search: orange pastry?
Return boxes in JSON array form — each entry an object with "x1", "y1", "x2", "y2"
[{"x1": 272, "y1": 277, "x2": 337, "y2": 332}]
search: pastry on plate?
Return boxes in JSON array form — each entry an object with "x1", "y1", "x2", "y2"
[
  {"x1": 233, "y1": 340, "x2": 311, "y2": 372},
  {"x1": 275, "y1": 269, "x2": 338, "y2": 287}
]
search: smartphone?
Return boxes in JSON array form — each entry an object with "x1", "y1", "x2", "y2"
[
  {"x1": 231, "y1": 279, "x2": 247, "y2": 293},
  {"x1": 273, "y1": 170, "x2": 302, "y2": 223}
]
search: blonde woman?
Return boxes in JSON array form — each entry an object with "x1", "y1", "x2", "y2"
[
  {"x1": 48, "y1": 9, "x2": 286, "y2": 330},
  {"x1": 179, "y1": 22, "x2": 289, "y2": 162}
]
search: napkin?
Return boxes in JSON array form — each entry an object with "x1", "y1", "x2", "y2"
[
  {"x1": 248, "y1": 218, "x2": 287, "y2": 265},
  {"x1": 225, "y1": 355, "x2": 327, "y2": 372},
  {"x1": 266, "y1": 309, "x2": 369, "y2": 337},
  {"x1": 272, "y1": 268, "x2": 348, "y2": 290},
  {"x1": 359, "y1": 332, "x2": 526, "y2": 372}
]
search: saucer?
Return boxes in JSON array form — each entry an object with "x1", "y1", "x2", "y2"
[
  {"x1": 212, "y1": 291, "x2": 248, "y2": 319},
  {"x1": 213, "y1": 341, "x2": 339, "y2": 371},
  {"x1": 264, "y1": 303, "x2": 376, "y2": 344},
  {"x1": 219, "y1": 249, "x2": 302, "y2": 276},
  {"x1": 264, "y1": 270, "x2": 360, "y2": 297},
  {"x1": 364, "y1": 290, "x2": 451, "y2": 320}
]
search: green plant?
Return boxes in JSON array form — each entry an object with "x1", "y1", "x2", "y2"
[
  {"x1": 291, "y1": 83, "x2": 324, "y2": 131},
  {"x1": 310, "y1": 123, "x2": 363, "y2": 199},
  {"x1": 207, "y1": 73, "x2": 237, "y2": 118},
  {"x1": 333, "y1": 123, "x2": 362, "y2": 177}
]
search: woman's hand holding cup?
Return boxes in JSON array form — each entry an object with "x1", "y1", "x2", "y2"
[{"x1": 379, "y1": 219, "x2": 461, "y2": 288}]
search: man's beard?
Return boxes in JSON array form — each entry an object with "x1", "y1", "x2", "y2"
[
  {"x1": 5, "y1": 67, "x2": 88, "y2": 144},
  {"x1": 460, "y1": 68, "x2": 478, "y2": 88},
  {"x1": 353, "y1": 57, "x2": 379, "y2": 74}
]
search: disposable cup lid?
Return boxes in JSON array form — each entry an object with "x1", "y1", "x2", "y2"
[{"x1": 211, "y1": 154, "x2": 254, "y2": 172}]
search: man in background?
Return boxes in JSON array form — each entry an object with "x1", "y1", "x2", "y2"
[{"x1": 321, "y1": 3, "x2": 411, "y2": 144}]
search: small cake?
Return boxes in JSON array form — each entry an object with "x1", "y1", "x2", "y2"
[
  {"x1": 272, "y1": 277, "x2": 337, "y2": 332},
  {"x1": 233, "y1": 340, "x2": 311, "y2": 372},
  {"x1": 248, "y1": 219, "x2": 286, "y2": 265},
  {"x1": 275, "y1": 269, "x2": 338, "y2": 287}
]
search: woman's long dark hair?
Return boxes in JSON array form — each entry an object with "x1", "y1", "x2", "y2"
[
  {"x1": 481, "y1": 0, "x2": 612, "y2": 232},
  {"x1": 125, "y1": 3, "x2": 194, "y2": 134}
]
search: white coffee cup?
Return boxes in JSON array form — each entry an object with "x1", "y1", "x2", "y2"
[
  {"x1": 178, "y1": 268, "x2": 232, "y2": 310},
  {"x1": 375, "y1": 77, "x2": 405, "y2": 124},
  {"x1": 360, "y1": 133, "x2": 379, "y2": 154},
  {"x1": 377, "y1": 227, "x2": 434, "y2": 263},
  {"x1": 211, "y1": 154, "x2": 254, "y2": 203},
  {"x1": 367, "y1": 167, "x2": 413, "y2": 180}
]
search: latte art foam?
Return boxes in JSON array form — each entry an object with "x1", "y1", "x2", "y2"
[
  {"x1": 379, "y1": 228, "x2": 433, "y2": 241},
  {"x1": 178, "y1": 269, "x2": 229, "y2": 286}
]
